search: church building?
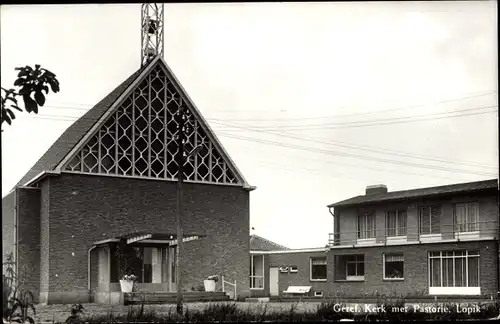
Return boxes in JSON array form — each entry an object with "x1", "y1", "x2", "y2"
[{"x1": 2, "y1": 4, "x2": 255, "y2": 305}]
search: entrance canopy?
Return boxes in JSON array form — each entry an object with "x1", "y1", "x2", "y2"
[{"x1": 93, "y1": 232, "x2": 207, "y2": 246}]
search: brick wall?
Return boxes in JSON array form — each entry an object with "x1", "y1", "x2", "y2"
[
  {"x1": 17, "y1": 187, "x2": 41, "y2": 302},
  {"x1": 40, "y1": 173, "x2": 250, "y2": 302},
  {"x1": 339, "y1": 209, "x2": 356, "y2": 245},
  {"x1": 2, "y1": 191, "x2": 16, "y2": 267},
  {"x1": 251, "y1": 240, "x2": 497, "y2": 298},
  {"x1": 335, "y1": 191, "x2": 498, "y2": 245},
  {"x1": 250, "y1": 250, "x2": 330, "y2": 297},
  {"x1": 330, "y1": 240, "x2": 497, "y2": 297},
  {"x1": 39, "y1": 180, "x2": 51, "y2": 303}
]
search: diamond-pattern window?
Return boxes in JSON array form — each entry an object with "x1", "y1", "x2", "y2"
[{"x1": 63, "y1": 63, "x2": 242, "y2": 185}]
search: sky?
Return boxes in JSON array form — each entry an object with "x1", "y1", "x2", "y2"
[{"x1": 1, "y1": 2, "x2": 498, "y2": 249}]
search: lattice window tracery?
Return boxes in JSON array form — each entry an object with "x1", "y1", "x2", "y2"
[{"x1": 64, "y1": 65, "x2": 240, "y2": 185}]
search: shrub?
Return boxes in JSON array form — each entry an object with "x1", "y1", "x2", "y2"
[
  {"x1": 65, "y1": 304, "x2": 85, "y2": 324},
  {"x1": 3, "y1": 252, "x2": 37, "y2": 324}
]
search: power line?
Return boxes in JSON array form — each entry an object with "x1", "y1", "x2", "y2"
[
  {"x1": 22, "y1": 113, "x2": 496, "y2": 178},
  {"x1": 209, "y1": 91, "x2": 497, "y2": 122},
  {"x1": 216, "y1": 132, "x2": 497, "y2": 178},
  {"x1": 25, "y1": 104, "x2": 498, "y2": 169},
  {"x1": 229, "y1": 145, "x2": 475, "y2": 183},
  {"x1": 211, "y1": 105, "x2": 498, "y2": 131},
  {"x1": 11, "y1": 106, "x2": 498, "y2": 177},
  {"x1": 42, "y1": 90, "x2": 496, "y2": 120}
]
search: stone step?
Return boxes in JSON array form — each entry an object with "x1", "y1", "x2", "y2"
[
  {"x1": 126, "y1": 291, "x2": 228, "y2": 297},
  {"x1": 125, "y1": 292, "x2": 231, "y2": 304},
  {"x1": 125, "y1": 297, "x2": 231, "y2": 305}
]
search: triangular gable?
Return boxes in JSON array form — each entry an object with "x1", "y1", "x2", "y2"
[
  {"x1": 56, "y1": 56, "x2": 249, "y2": 188},
  {"x1": 14, "y1": 64, "x2": 149, "y2": 189}
]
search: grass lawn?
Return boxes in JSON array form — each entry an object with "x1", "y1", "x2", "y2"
[
  {"x1": 35, "y1": 301, "x2": 322, "y2": 323},
  {"x1": 34, "y1": 300, "x2": 500, "y2": 323}
]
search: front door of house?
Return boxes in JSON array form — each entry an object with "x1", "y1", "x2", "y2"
[{"x1": 269, "y1": 267, "x2": 279, "y2": 296}]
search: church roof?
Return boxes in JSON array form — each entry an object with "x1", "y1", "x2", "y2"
[
  {"x1": 250, "y1": 234, "x2": 290, "y2": 251},
  {"x1": 15, "y1": 64, "x2": 148, "y2": 189},
  {"x1": 14, "y1": 56, "x2": 251, "y2": 190}
]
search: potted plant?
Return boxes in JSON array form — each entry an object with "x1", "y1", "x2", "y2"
[
  {"x1": 203, "y1": 275, "x2": 218, "y2": 292},
  {"x1": 115, "y1": 239, "x2": 139, "y2": 293},
  {"x1": 119, "y1": 274, "x2": 137, "y2": 293}
]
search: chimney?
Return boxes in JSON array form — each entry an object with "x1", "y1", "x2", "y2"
[{"x1": 366, "y1": 184, "x2": 388, "y2": 195}]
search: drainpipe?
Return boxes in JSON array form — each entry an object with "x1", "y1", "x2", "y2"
[
  {"x1": 87, "y1": 245, "x2": 97, "y2": 291},
  {"x1": 14, "y1": 188, "x2": 19, "y2": 284},
  {"x1": 328, "y1": 207, "x2": 335, "y2": 245}
]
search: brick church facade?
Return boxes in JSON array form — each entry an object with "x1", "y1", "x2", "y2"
[{"x1": 2, "y1": 55, "x2": 255, "y2": 304}]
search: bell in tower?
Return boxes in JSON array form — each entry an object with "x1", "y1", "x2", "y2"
[{"x1": 148, "y1": 19, "x2": 158, "y2": 34}]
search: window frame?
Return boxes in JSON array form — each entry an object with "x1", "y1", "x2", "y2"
[
  {"x1": 385, "y1": 209, "x2": 407, "y2": 237},
  {"x1": 383, "y1": 253, "x2": 404, "y2": 281},
  {"x1": 428, "y1": 250, "x2": 480, "y2": 295},
  {"x1": 419, "y1": 205, "x2": 441, "y2": 235},
  {"x1": 310, "y1": 257, "x2": 327, "y2": 282},
  {"x1": 345, "y1": 254, "x2": 365, "y2": 281},
  {"x1": 357, "y1": 211, "x2": 376, "y2": 239},
  {"x1": 453, "y1": 202, "x2": 480, "y2": 234},
  {"x1": 250, "y1": 254, "x2": 265, "y2": 290}
]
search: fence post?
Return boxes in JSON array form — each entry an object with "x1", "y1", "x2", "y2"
[
  {"x1": 234, "y1": 280, "x2": 237, "y2": 301},
  {"x1": 222, "y1": 275, "x2": 225, "y2": 293}
]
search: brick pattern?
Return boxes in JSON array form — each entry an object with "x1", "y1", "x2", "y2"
[
  {"x1": 2, "y1": 191, "x2": 16, "y2": 267},
  {"x1": 250, "y1": 251, "x2": 329, "y2": 297},
  {"x1": 17, "y1": 187, "x2": 41, "y2": 302},
  {"x1": 253, "y1": 241, "x2": 497, "y2": 298},
  {"x1": 335, "y1": 192, "x2": 498, "y2": 245},
  {"x1": 39, "y1": 173, "x2": 250, "y2": 302},
  {"x1": 40, "y1": 180, "x2": 51, "y2": 302},
  {"x1": 330, "y1": 240, "x2": 498, "y2": 297}
]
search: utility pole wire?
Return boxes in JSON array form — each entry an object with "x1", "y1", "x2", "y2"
[
  {"x1": 15, "y1": 108, "x2": 493, "y2": 174},
  {"x1": 215, "y1": 132, "x2": 497, "y2": 177},
  {"x1": 211, "y1": 105, "x2": 498, "y2": 131},
  {"x1": 43, "y1": 89, "x2": 496, "y2": 118},
  {"x1": 175, "y1": 104, "x2": 185, "y2": 315},
  {"x1": 174, "y1": 105, "x2": 203, "y2": 314},
  {"x1": 208, "y1": 90, "x2": 497, "y2": 122}
]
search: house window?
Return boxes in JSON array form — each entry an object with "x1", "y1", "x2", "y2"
[
  {"x1": 386, "y1": 209, "x2": 407, "y2": 237},
  {"x1": 384, "y1": 253, "x2": 404, "y2": 280},
  {"x1": 357, "y1": 212, "x2": 376, "y2": 239},
  {"x1": 310, "y1": 257, "x2": 327, "y2": 281},
  {"x1": 334, "y1": 254, "x2": 365, "y2": 281},
  {"x1": 250, "y1": 255, "x2": 264, "y2": 289},
  {"x1": 420, "y1": 205, "x2": 441, "y2": 234},
  {"x1": 454, "y1": 202, "x2": 479, "y2": 233},
  {"x1": 429, "y1": 251, "x2": 480, "y2": 294}
]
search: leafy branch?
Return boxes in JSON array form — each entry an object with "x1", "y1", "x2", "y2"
[{"x1": 1, "y1": 64, "x2": 60, "y2": 127}]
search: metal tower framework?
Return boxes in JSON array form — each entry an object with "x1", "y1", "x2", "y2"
[{"x1": 141, "y1": 3, "x2": 165, "y2": 66}]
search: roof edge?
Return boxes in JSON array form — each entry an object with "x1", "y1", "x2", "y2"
[
  {"x1": 250, "y1": 247, "x2": 328, "y2": 254},
  {"x1": 157, "y1": 56, "x2": 251, "y2": 189},
  {"x1": 22, "y1": 170, "x2": 61, "y2": 188},
  {"x1": 54, "y1": 56, "x2": 161, "y2": 172},
  {"x1": 328, "y1": 179, "x2": 499, "y2": 208}
]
